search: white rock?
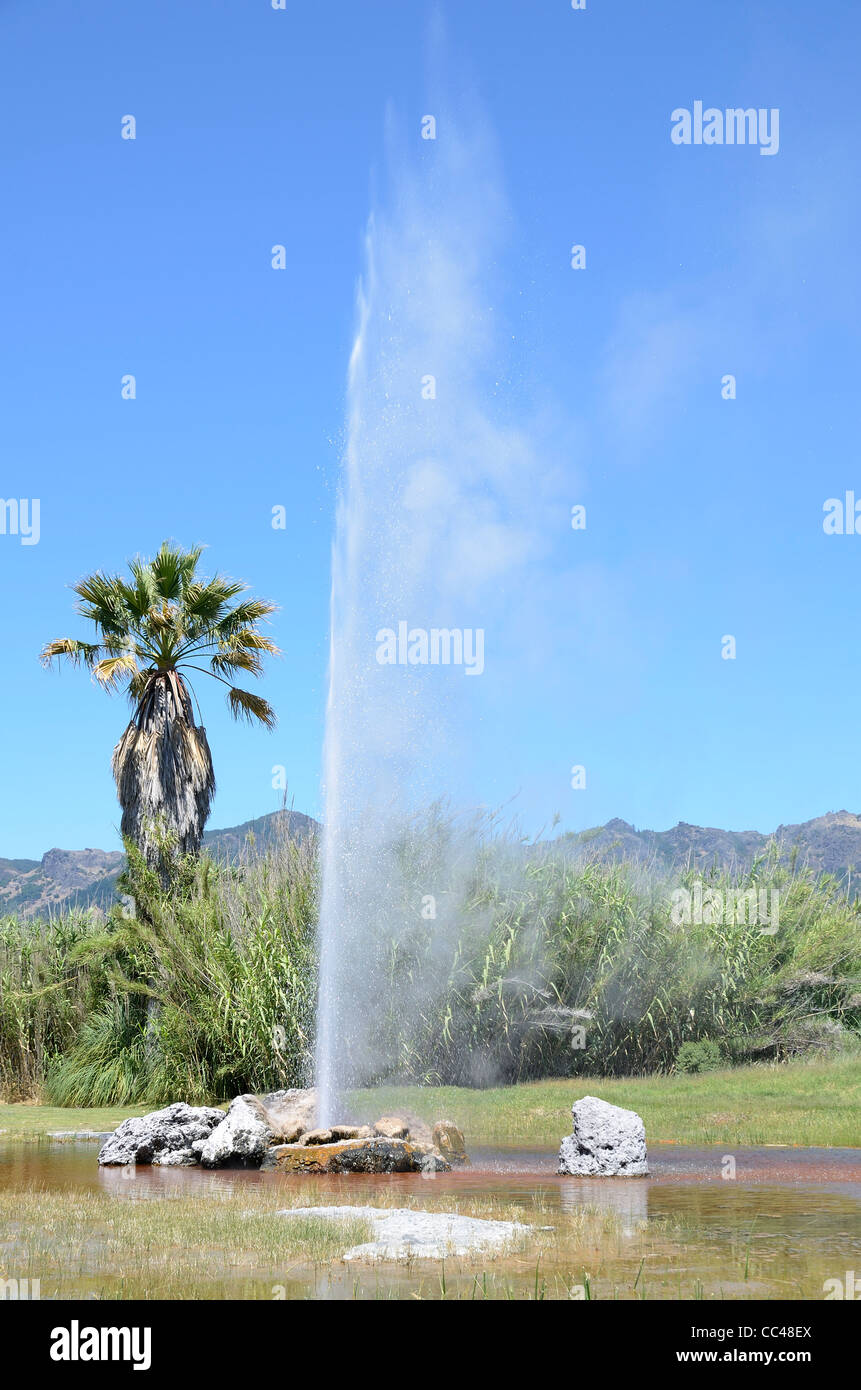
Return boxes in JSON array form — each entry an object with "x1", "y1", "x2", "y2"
[
  {"x1": 98, "y1": 1103, "x2": 225, "y2": 1166},
  {"x1": 558, "y1": 1095, "x2": 649, "y2": 1176},
  {"x1": 277, "y1": 1205, "x2": 529, "y2": 1261},
  {"x1": 153, "y1": 1147, "x2": 199, "y2": 1167},
  {"x1": 194, "y1": 1094, "x2": 273, "y2": 1168}
]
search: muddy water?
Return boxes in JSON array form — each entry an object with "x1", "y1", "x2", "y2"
[
  {"x1": 2, "y1": 1140, "x2": 859, "y2": 1299},
  {"x1": 3, "y1": 1138, "x2": 859, "y2": 1196}
]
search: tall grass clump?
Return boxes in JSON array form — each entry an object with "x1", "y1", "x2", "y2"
[
  {"x1": 0, "y1": 911, "x2": 104, "y2": 1100},
  {"x1": 44, "y1": 827, "x2": 317, "y2": 1106}
]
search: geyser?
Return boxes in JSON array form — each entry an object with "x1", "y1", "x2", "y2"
[{"x1": 315, "y1": 107, "x2": 543, "y2": 1124}]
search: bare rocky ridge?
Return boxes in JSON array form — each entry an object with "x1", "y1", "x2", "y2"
[
  {"x1": 565, "y1": 809, "x2": 861, "y2": 884},
  {"x1": 0, "y1": 848, "x2": 124, "y2": 918}
]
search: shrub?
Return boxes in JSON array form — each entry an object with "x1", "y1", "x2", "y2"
[{"x1": 675, "y1": 1039, "x2": 724, "y2": 1073}]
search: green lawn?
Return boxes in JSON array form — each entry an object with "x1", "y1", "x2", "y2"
[
  {"x1": 1, "y1": 1058, "x2": 858, "y2": 1148},
  {"x1": 0, "y1": 1101, "x2": 165, "y2": 1140},
  {"x1": 353, "y1": 1057, "x2": 861, "y2": 1149}
]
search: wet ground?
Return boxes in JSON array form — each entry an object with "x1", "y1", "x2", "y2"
[{"x1": 1, "y1": 1139, "x2": 859, "y2": 1299}]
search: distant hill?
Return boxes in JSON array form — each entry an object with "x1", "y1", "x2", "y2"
[
  {"x1": 0, "y1": 810, "x2": 319, "y2": 920},
  {"x1": 565, "y1": 810, "x2": 861, "y2": 883},
  {"x1": 203, "y1": 810, "x2": 317, "y2": 858},
  {"x1": 0, "y1": 847, "x2": 125, "y2": 919},
  {"x1": 5, "y1": 807, "x2": 861, "y2": 920}
]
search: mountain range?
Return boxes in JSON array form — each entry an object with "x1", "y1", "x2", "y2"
[
  {"x1": 0, "y1": 810, "x2": 318, "y2": 919},
  {"x1": 565, "y1": 810, "x2": 861, "y2": 882},
  {"x1": 4, "y1": 808, "x2": 861, "y2": 919}
]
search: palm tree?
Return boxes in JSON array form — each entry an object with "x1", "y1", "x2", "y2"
[{"x1": 41, "y1": 541, "x2": 279, "y2": 874}]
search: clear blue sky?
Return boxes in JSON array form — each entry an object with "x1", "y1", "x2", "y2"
[{"x1": 1, "y1": 0, "x2": 858, "y2": 858}]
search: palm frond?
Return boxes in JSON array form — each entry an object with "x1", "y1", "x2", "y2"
[
  {"x1": 150, "y1": 541, "x2": 204, "y2": 599},
  {"x1": 121, "y1": 565, "x2": 160, "y2": 619},
  {"x1": 205, "y1": 630, "x2": 281, "y2": 679},
  {"x1": 227, "y1": 686, "x2": 277, "y2": 729},
  {"x1": 210, "y1": 649, "x2": 262, "y2": 678},
  {"x1": 209, "y1": 599, "x2": 277, "y2": 640},
  {"x1": 39, "y1": 638, "x2": 101, "y2": 670},
  {"x1": 183, "y1": 578, "x2": 247, "y2": 623},
  {"x1": 92, "y1": 654, "x2": 140, "y2": 691},
  {"x1": 223, "y1": 629, "x2": 281, "y2": 656}
]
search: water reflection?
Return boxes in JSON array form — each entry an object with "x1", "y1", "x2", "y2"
[
  {"x1": 3, "y1": 1138, "x2": 860, "y2": 1217},
  {"x1": 557, "y1": 1177, "x2": 649, "y2": 1232}
]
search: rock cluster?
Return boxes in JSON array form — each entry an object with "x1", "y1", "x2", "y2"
[
  {"x1": 557, "y1": 1095, "x2": 649, "y2": 1177},
  {"x1": 98, "y1": 1090, "x2": 468, "y2": 1174},
  {"x1": 262, "y1": 1137, "x2": 450, "y2": 1175}
]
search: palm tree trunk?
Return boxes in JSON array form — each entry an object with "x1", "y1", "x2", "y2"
[{"x1": 112, "y1": 671, "x2": 215, "y2": 880}]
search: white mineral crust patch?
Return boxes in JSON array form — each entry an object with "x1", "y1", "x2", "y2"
[{"x1": 277, "y1": 1205, "x2": 529, "y2": 1261}]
